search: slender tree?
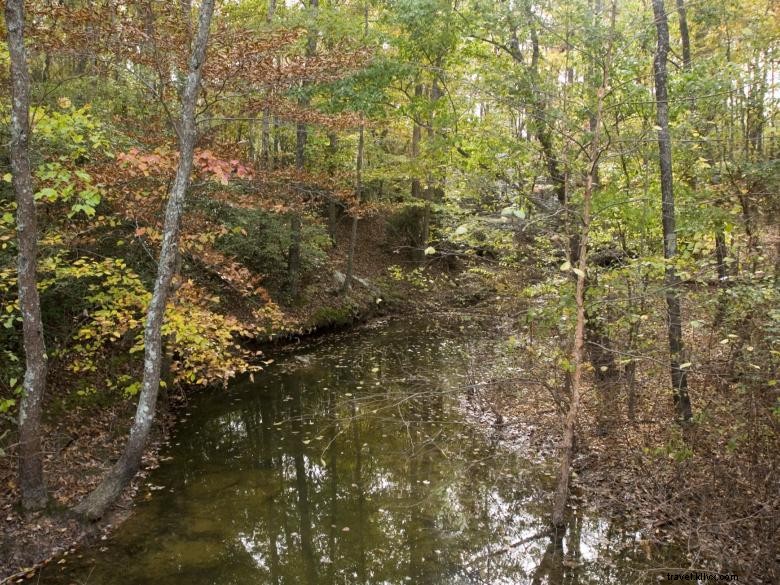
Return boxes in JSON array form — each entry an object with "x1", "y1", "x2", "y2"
[
  {"x1": 675, "y1": 0, "x2": 691, "y2": 69},
  {"x1": 5, "y1": 0, "x2": 49, "y2": 511},
  {"x1": 73, "y1": 0, "x2": 217, "y2": 519},
  {"x1": 288, "y1": 0, "x2": 319, "y2": 299},
  {"x1": 342, "y1": 122, "x2": 364, "y2": 293},
  {"x1": 651, "y1": 0, "x2": 693, "y2": 422},
  {"x1": 342, "y1": 2, "x2": 369, "y2": 293},
  {"x1": 260, "y1": 0, "x2": 276, "y2": 167},
  {"x1": 410, "y1": 82, "x2": 423, "y2": 254},
  {"x1": 552, "y1": 0, "x2": 615, "y2": 530}
]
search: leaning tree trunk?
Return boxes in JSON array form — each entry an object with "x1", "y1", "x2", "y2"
[
  {"x1": 652, "y1": 0, "x2": 693, "y2": 422},
  {"x1": 6, "y1": 0, "x2": 49, "y2": 511},
  {"x1": 552, "y1": 0, "x2": 615, "y2": 530},
  {"x1": 73, "y1": 0, "x2": 216, "y2": 520}
]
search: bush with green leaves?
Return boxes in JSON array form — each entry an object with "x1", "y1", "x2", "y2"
[{"x1": 210, "y1": 204, "x2": 331, "y2": 290}]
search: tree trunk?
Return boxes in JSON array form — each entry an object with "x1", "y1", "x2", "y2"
[
  {"x1": 261, "y1": 0, "x2": 276, "y2": 168},
  {"x1": 6, "y1": 0, "x2": 49, "y2": 511},
  {"x1": 420, "y1": 77, "x2": 442, "y2": 259},
  {"x1": 73, "y1": 0, "x2": 216, "y2": 520},
  {"x1": 520, "y1": 10, "x2": 566, "y2": 208},
  {"x1": 288, "y1": 114, "x2": 305, "y2": 298},
  {"x1": 675, "y1": 0, "x2": 691, "y2": 69},
  {"x1": 287, "y1": 214, "x2": 302, "y2": 299},
  {"x1": 652, "y1": 0, "x2": 693, "y2": 422},
  {"x1": 410, "y1": 85, "x2": 423, "y2": 198},
  {"x1": 343, "y1": 124, "x2": 364, "y2": 293},
  {"x1": 715, "y1": 230, "x2": 728, "y2": 281},
  {"x1": 288, "y1": 0, "x2": 318, "y2": 299},
  {"x1": 327, "y1": 132, "x2": 339, "y2": 245},
  {"x1": 552, "y1": 0, "x2": 615, "y2": 530}
]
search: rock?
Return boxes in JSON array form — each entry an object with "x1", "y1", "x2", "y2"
[
  {"x1": 331, "y1": 271, "x2": 379, "y2": 294},
  {"x1": 332, "y1": 270, "x2": 347, "y2": 288}
]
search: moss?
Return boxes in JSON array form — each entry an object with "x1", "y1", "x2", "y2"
[{"x1": 309, "y1": 303, "x2": 360, "y2": 329}]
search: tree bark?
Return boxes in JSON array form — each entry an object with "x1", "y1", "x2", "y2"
[
  {"x1": 261, "y1": 0, "x2": 276, "y2": 168},
  {"x1": 410, "y1": 83, "x2": 424, "y2": 256},
  {"x1": 675, "y1": 0, "x2": 691, "y2": 69},
  {"x1": 288, "y1": 0, "x2": 318, "y2": 299},
  {"x1": 327, "y1": 132, "x2": 339, "y2": 244},
  {"x1": 6, "y1": 0, "x2": 49, "y2": 511},
  {"x1": 343, "y1": 124, "x2": 364, "y2": 293},
  {"x1": 552, "y1": 0, "x2": 615, "y2": 530},
  {"x1": 73, "y1": 0, "x2": 216, "y2": 520},
  {"x1": 652, "y1": 0, "x2": 693, "y2": 422},
  {"x1": 287, "y1": 213, "x2": 302, "y2": 299}
]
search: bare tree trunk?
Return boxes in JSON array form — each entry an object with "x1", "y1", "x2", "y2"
[
  {"x1": 410, "y1": 83, "x2": 423, "y2": 253},
  {"x1": 288, "y1": 113, "x2": 305, "y2": 299},
  {"x1": 5, "y1": 0, "x2": 49, "y2": 511},
  {"x1": 675, "y1": 0, "x2": 691, "y2": 69},
  {"x1": 288, "y1": 0, "x2": 318, "y2": 299},
  {"x1": 420, "y1": 76, "x2": 442, "y2": 257},
  {"x1": 287, "y1": 214, "x2": 302, "y2": 299},
  {"x1": 260, "y1": 0, "x2": 276, "y2": 168},
  {"x1": 552, "y1": 0, "x2": 615, "y2": 530},
  {"x1": 715, "y1": 230, "x2": 728, "y2": 281},
  {"x1": 327, "y1": 132, "x2": 339, "y2": 245},
  {"x1": 652, "y1": 0, "x2": 692, "y2": 422},
  {"x1": 343, "y1": 124, "x2": 364, "y2": 293},
  {"x1": 73, "y1": 0, "x2": 216, "y2": 520}
]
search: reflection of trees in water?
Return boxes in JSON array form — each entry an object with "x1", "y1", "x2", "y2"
[
  {"x1": 229, "y1": 332, "x2": 537, "y2": 584},
  {"x1": 53, "y1": 322, "x2": 666, "y2": 585},
  {"x1": 290, "y1": 377, "x2": 319, "y2": 585}
]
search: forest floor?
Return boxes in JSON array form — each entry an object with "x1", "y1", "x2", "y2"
[{"x1": 461, "y1": 267, "x2": 779, "y2": 583}]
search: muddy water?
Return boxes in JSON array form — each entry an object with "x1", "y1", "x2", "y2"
[{"x1": 41, "y1": 318, "x2": 665, "y2": 584}]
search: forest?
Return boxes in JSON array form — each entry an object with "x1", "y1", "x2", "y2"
[{"x1": 0, "y1": 0, "x2": 778, "y2": 583}]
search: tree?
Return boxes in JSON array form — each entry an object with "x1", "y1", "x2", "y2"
[
  {"x1": 551, "y1": 0, "x2": 615, "y2": 530},
  {"x1": 342, "y1": 1, "x2": 369, "y2": 294},
  {"x1": 5, "y1": 0, "x2": 49, "y2": 511},
  {"x1": 73, "y1": 0, "x2": 217, "y2": 519},
  {"x1": 342, "y1": 121, "x2": 363, "y2": 293},
  {"x1": 287, "y1": 0, "x2": 319, "y2": 300},
  {"x1": 651, "y1": 0, "x2": 692, "y2": 422}
]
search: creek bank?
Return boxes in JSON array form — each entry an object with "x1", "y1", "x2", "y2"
[
  {"x1": 0, "y1": 263, "x2": 498, "y2": 581},
  {"x1": 458, "y1": 284, "x2": 778, "y2": 582}
]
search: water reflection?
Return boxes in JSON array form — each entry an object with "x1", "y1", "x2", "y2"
[{"x1": 41, "y1": 320, "x2": 664, "y2": 585}]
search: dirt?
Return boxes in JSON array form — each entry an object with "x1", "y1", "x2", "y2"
[{"x1": 0, "y1": 398, "x2": 173, "y2": 581}]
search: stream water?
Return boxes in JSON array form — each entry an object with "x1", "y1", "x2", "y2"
[{"x1": 40, "y1": 318, "x2": 669, "y2": 584}]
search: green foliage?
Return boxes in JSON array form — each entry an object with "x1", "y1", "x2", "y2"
[
  {"x1": 0, "y1": 253, "x2": 260, "y2": 411},
  {"x1": 212, "y1": 205, "x2": 330, "y2": 289},
  {"x1": 386, "y1": 264, "x2": 430, "y2": 290},
  {"x1": 32, "y1": 102, "x2": 111, "y2": 161},
  {"x1": 34, "y1": 162, "x2": 102, "y2": 218}
]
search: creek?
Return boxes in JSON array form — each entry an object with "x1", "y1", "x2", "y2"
[{"x1": 41, "y1": 317, "x2": 671, "y2": 584}]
